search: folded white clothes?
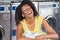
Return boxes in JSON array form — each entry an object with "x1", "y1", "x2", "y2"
[{"x1": 24, "y1": 30, "x2": 41, "y2": 39}]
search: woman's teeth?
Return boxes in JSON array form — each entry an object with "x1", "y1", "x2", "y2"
[{"x1": 28, "y1": 12, "x2": 32, "y2": 15}]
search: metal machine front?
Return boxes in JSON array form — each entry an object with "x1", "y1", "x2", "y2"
[
  {"x1": 39, "y1": 2, "x2": 59, "y2": 33},
  {"x1": 0, "y1": 2, "x2": 10, "y2": 40}
]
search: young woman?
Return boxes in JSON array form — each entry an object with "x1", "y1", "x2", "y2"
[{"x1": 15, "y1": 0, "x2": 59, "y2": 40}]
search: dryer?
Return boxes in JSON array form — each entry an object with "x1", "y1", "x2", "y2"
[
  {"x1": 0, "y1": 2, "x2": 10, "y2": 40},
  {"x1": 39, "y1": 2, "x2": 59, "y2": 33}
]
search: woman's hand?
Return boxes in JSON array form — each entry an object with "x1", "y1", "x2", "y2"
[
  {"x1": 35, "y1": 35, "x2": 44, "y2": 40},
  {"x1": 35, "y1": 35, "x2": 48, "y2": 40}
]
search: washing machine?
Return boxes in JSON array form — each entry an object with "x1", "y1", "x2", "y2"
[
  {"x1": 0, "y1": 2, "x2": 11, "y2": 40},
  {"x1": 39, "y1": 2, "x2": 59, "y2": 36}
]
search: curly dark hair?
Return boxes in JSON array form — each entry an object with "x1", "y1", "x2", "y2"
[{"x1": 15, "y1": 0, "x2": 39, "y2": 25}]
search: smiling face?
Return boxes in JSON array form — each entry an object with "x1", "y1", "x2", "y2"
[{"x1": 21, "y1": 4, "x2": 34, "y2": 19}]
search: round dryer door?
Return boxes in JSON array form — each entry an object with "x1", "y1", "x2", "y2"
[
  {"x1": 45, "y1": 15, "x2": 57, "y2": 30},
  {"x1": 0, "y1": 25, "x2": 5, "y2": 40}
]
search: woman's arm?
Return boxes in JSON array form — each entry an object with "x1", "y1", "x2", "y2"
[
  {"x1": 16, "y1": 23, "x2": 35, "y2": 40},
  {"x1": 35, "y1": 19, "x2": 59, "y2": 40}
]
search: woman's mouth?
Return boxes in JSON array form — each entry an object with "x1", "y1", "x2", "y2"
[{"x1": 28, "y1": 11, "x2": 32, "y2": 15}]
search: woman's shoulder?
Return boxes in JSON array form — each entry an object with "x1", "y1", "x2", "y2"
[
  {"x1": 36, "y1": 16, "x2": 43, "y2": 19},
  {"x1": 20, "y1": 19, "x2": 25, "y2": 23},
  {"x1": 16, "y1": 22, "x2": 22, "y2": 29},
  {"x1": 36, "y1": 16, "x2": 44, "y2": 23}
]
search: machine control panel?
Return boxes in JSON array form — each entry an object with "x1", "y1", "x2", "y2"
[
  {"x1": 0, "y1": 7, "x2": 4, "y2": 11},
  {"x1": 39, "y1": 2, "x2": 59, "y2": 9},
  {"x1": 0, "y1": 5, "x2": 6, "y2": 13},
  {"x1": 8, "y1": 6, "x2": 16, "y2": 10}
]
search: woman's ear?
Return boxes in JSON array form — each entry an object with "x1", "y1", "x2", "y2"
[{"x1": 22, "y1": 14, "x2": 24, "y2": 17}]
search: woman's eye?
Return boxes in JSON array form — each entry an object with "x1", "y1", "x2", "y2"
[{"x1": 24, "y1": 8, "x2": 31, "y2": 11}]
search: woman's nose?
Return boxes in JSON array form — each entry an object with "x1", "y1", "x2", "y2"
[{"x1": 26, "y1": 9, "x2": 31, "y2": 13}]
